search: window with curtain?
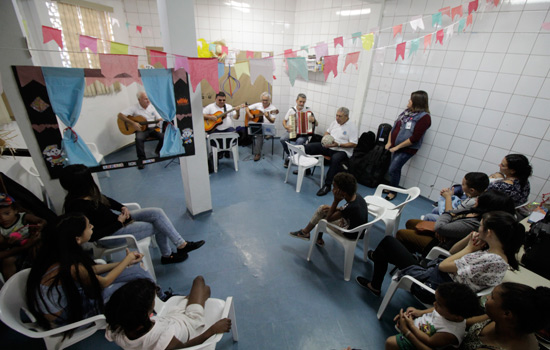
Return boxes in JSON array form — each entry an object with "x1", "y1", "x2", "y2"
[{"x1": 45, "y1": 1, "x2": 121, "y2": 96}]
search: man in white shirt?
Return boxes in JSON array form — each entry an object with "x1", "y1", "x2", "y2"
[
  {"x1": 203, "y1": 92, "x2": 241, "y2": 159},
  {"x1": 245, "y1": 92, "x2": 279, "y2": 161},
  {"x1": 118, "y1": 91, "x2": 163, "y2": 169},
  {"x1": 305, "y1": 107, "x2": 358, "y2": 196},
  {"x1": 280, "y1": 93, "x2": 317, "y2": 168}
]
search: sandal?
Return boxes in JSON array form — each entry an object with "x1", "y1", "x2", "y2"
[
  {"x1": 385, "y1": 193, "x2": 396, "y2": 201},
  {"x1": 289, "y1": 230, "x2": 310, "y2": 241}
]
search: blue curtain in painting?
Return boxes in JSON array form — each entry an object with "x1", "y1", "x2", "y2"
[
  {"x1": 41, "y1": 67, "x2": 98, "y2": 167},
  {"x1": 139, "y1": 69, "x2": 185, "y2": 157}
]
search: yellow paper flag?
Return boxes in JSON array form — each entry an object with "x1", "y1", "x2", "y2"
[
  {"x1": 110, "y1": 41, "x2": 128, "y2": 54},
  {"x1": 361, "y1": 34, "x2": 374, "y2": 51},
  {"x1": 234, "y1": 61, "x2": 250, "y2": 79}
]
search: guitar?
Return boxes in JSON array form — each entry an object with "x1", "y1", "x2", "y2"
[
  {"x1": 244, "y1": 109, "x2": 279, "y2": 126},
  {"x1": 117, "y1": 115, "x2": 160, "y2": 135},
  {"x1": 204, "y1": 104, "x2": 246, "y2": 132}
]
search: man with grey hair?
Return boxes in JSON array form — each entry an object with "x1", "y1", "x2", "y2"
[
  {"x1": 280, "y1": 93, "x2": 317, "y2": 167},
  {"x1": 305, "y1": 107, "x2": 358, "y2": 196},
  {"x1": 118, "y1": 91, "x2": 163, "y2": 169},
  {"x1": 245, "y1": 92, "x2": 279, "y2": 161}
]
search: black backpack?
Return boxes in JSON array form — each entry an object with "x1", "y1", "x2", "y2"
[
  {"x1": 350, "y1": 123, "x2": 392, "y2": 188},
  {"x1": 522, "y1": 211, "x2": 550, "y2": 279}
]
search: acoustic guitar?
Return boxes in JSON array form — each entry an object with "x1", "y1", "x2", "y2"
[
  {"x1": 117, "y1": 115, "x2": 160, "y2": 135},
  {"x1": 204, "y1": 104, "x2": 245, "y2": 132},
  {"x1": 244, "y1": 109, "x2": 279, "y2": 127}
]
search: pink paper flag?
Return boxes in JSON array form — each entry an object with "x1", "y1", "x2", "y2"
[
  {"x1": 172, "y1": 68, "x2": 188, "y2": 84},
  {"x1": 150, "y1": 50, "x2": 167, "y2": 68},
  {"x1": 436, "y1": 29, "x2": 444, "y2": 45},
  {"x1": 439, "y1": 7, "x2": 451, "y2": 17},
  {"x1": 174, "y1": 55, "x2": 189, "y2": 72},
  {"x1": 423, "y1": 34, "x2": 432, "y2": 51},
  {"x1": 468, "y1": 0, "x2": 479, "y2": 14},
  {"x1": 15, "y1": 66, "x2": 45, "y2": 87},
  {"x1": 393, "y1": 24, "x2": 403, "y2": 38},
  {"x1": 466, "y1": 14, "x2": 473, "y2": 28},
  {"x1": 493, "y1": 0, "x2": 500, "y2": 6},
  {"x1": 99, "y1": 54, "x2": 139, "y2": 86},
  {"x1": 343, "y1": 52, "x2": 360, "y2": 72},
  {"x1": 136, "y1": 25, "x2": 142, "y2": 33},
  {"x1": 221, "y1": 46, "x2": 228, "y2": 54},
  {"x1": 284, "y1": 49, "x2": 297, "y2": 58},
  {"x1": 395, "y1": 42, "x2": 406, "y2": 61},
  {"x1": 451, "y1": 5, "x2": 463, "y2": 20},
  {"x1": 323, "y1": 55, "x2": 338, "y2": 81},
  {"x1": 42, "y1": 26, "x2": 63, "y2": 49},
  {"x1": 187, "y1": 57, "x2": 219, "y2": 93},
  {"x1": 542, "y1": 22, "x2": 550, "y2": 30},
  {"x1": 334, "y1": 36, "x2": 344, "y2": 48},
  {"x1": 246, "y1": 50, "x2": 254, "y2": 58},
  {"x1": 79, "y1": 35, "x2": 97, "y2": 53},
  {"x1": 314, "y1": 42, "x2": 328, "y2": 59}
]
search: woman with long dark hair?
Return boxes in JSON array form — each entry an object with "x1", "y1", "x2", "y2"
[
  {"x1": 356, "y1": 211, "x2": 524, "y2": 297},
  {"x1": 488, "y1": 153, "x2": 532, "y2": 207},
  {"x1": 59, "y1": 164, "x2": 204, "y2": 265},
  {"x1": 26, "y1": 213, "x2": 152, "y2": 329},
  {"x1": 385, "y1": 91, "x2": 432, "y2": 200}
]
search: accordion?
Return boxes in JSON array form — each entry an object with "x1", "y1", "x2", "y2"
[{"x1": 289, "y1": 111, "x2": 314, "y2": 139}]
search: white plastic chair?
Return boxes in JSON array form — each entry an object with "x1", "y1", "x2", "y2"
[
  {"x1": 376, "y1": 246, "x2": 495, "y2": 319},
  {"x1": 0, "y1": 269, "x2": 107, "y2": 350},
  {"x1": 9, "y1": 158, "x2": 52, "y2": 209},
  {"x1": 284, "y1": 142, "x2": 324, "y2": 193},
  {"x1": 365, "y1": 185, "x2": 421, "y2": 237},
  {"x1": 154, "y1": 296, "x2": 238, "y2": 350},
  {"x1": 307, "y1": 205, "x2": 387, "y2": 281},
  {"x1": 86, "y1": 142, "x2": 110, "y2": 178},
  {"x1": 91, "y1": 203, "x2": 156, "y2": 281},
  {"x1": 207, "y1": 133, "x2": 239, "y2": 173}
]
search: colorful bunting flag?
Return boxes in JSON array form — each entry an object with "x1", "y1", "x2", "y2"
[
  {"x1": 351, "y1": 32, "x2": 362, "y2": 44},
  {"x1": 110, "y1": 42, "x2": 128, "y2": 54},
  {"x1": 374, "y1": 48, "x2": 385, "y2": 63},
  {"x1": 150, "y1": 49, "x2": 167, "y2": 68},
  {"x1": 249, "y1": 58, "x2": 273, "y2": 85},
  {"x1": 218, "y1": 62, "x2": 225, "y2": 79},
  {"x1": 314, "y1": 42, "x2": 328, "y2": 59},
  {"x1": 409, "y1": 38, "x2": 420, "y2": 57},
  {"x1": 246, "y1": 50, "x2": 254, "y2": 58},
  {"x1": 111, "y1": 18, "x2": 120, "y2": 27},
  {"x1": 334, "y1": 36, "x2": 344, "y2": 48},
  {"x1": 79, "y1": 35, "x2": 97, "y2": 53},
  {"x1": 436, "y1": 29, "x2": 445, "y2": 45},
  {"x1": 234, "y1": 61, "x2": 249, "y2": 79},
  {"x1": 361, "y1": 34, "x2": 374, "y2": 50},
  {"x1": 392, "y1": 24, "x2": 403, "y2": 38},
  {"x1": 301, "y1": 45, "x2": 309, "y2": 53},
  {"x1": 432, "y1": 12, "x2": 442, "y2": 27},
  {"x1": 174, "y1": 55, "x2": 189, "y2": 72},
  {"x1": 409, "y1": 16, "x2": 424, "y2": 31},
  {"x1": 172, "y1": 68, "x2": 188, "y2": 84},
  {"x1": 451, "y1": 5, "x2": 463, "y2": 20},
  {"x1": 15, "y1": 66, "x2": 46, "y2": 87},
  {"x1": 395, "y1": 42, "x2": 406, "y2": 61},
  {"x1": 136, "y1": 25, "x2": 142, "y2": 33},
  {"x1": 458, "y1": 18, "x2": 466, "y2": 32},
  {"x1": 284, "y1": 49, "x2": 297, "y2": 58},
  {"x1": 42, "y1": 26, "x2": 63, "y2": 49},
  {"x1": 493, "y1": 0, "x2": 500, "y2": 6},
  {"x1": 99, "y1": 54, "x2": 138, "y2": 86},
  {"x1": 343, "y1": 52, "x2": 360, "y2": 72},
  {"x1": 466, "y1": 14, "x2": 473, "y2": 28},
  {"x1": 287, "y1": 57, "x2": 308, "y2": 86},
  {"x1": 446, "y1": 25, "x2": 454, "y2": 41},
  {"x1": 188, "y1": 57, "x2": 219, "y2": 93},
  {"x1": 542, "y1": 22, "x2": 550, "y2": 30},
  {"x1": 468, "y1": 0, "x2": 478, "y2": 15},
  {"x1": 424, "y1": 34, "x2": 432, "y2": 51},
  {"x1": 209, "y1": 43, "x2": 216, "y2": 53},
  {"x1": 439, "y1": 7, "x2": 451, "y2": 17},
  {"x1": 323, "y1": 55, "x2": 338, "y2": 81},
  {"x1": 221, "y1": 46, "x2": 228, "y2": 54},
  {"x1": 125, "y1": 21, "x2": 130, "y2": 29}
]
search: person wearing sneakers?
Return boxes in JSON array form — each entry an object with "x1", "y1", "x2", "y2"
[
  {"x1": 59, "y1": 165, "x2": 204, "y2": 265},
  {"x1": 245, "y1": 92, "x2": 279, "y2": 162},
  {"x1": 289, "y1": 173, "x2": 368, "y2": 246},
  {"x1": 280, "y1": 93, "x2": 317, "y2": 168}
]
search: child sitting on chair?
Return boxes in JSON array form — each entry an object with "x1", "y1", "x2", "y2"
[
  {"x1": 422, "y1": 173, "x2": 489, "y2": 222},
  {"x1": 105, "y1": 276, "x2": 231, "y2": 350},
  {"x1": 385, "y1": 282, "x2": 482, "y2": 350},
  {"x1": 0, "y1": 193, "x2": 45, "y2": 280}
]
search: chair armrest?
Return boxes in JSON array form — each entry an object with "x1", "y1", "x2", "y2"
[
  {"x1": 36, "y1": 314, "x2": 106, "y2": 337},
  {"x1": 122, "y1": 202, "x2": 141, "y2": 210},
  {"x1": 96, "y1": 234, "x2": 139, "y2": 250},
  {"x1": 425, "y1": 246, "x2": 451, "y2": 260}
]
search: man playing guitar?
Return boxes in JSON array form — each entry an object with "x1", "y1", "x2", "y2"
[
  {"x1": 118, "y1": 91, "x2": 163, "y2": 169},
  {"x1": 203, "y1": 92, "x2": 242, "y2": 158},
  {"x1": 245, "y1": 92, "x2": 279, "y2": 161}
]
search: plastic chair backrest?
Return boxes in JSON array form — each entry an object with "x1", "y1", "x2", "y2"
[
  {"x1": 208, "y1": 132, "x2": 239, "y2": 151},
  {"x1": 324, "y1": 205, "x2": 387, "y2": 243}
]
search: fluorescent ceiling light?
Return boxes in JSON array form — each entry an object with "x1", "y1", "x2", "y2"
[
  {"x1": 337, "y1": 8, "x2": 371, "y2": 16},
  {"x1": 225, "y1": 1, "x2": 251, "y2": 12}
]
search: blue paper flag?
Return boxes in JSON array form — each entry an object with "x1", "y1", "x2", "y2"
[{"x1": 287, "y1": 57, "x2": 308, "y2": 86}]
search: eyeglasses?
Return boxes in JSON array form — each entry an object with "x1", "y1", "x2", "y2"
[
  {"x1": 336, "y1": 114, "x2": 345, "y2": 117},
  {"x1": 262, "y1": 99, "x2": 269, "y2": 102}
]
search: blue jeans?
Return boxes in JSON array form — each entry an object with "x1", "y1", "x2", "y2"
[
  {"x1": 101, "y1": 264, "x2": 154, "y2": 303},
  {"x1": 101, "y1": 208, "x2": 186, "y2": 257},
  {"x1": 280, "y1": 133, "x2": 308, "y2": 156},
  {"x1": 388, "y1": 152, "x2": 414, "y2": 190}
]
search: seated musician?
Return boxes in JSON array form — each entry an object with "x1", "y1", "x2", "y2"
[
  {"x1": 305, "y1": 107, "x2": 358, "y2": 196},
  {"x1": 245, "y1": 92, "x2": 279, "y2": 162},
  {"x1": 117, "y1": 91, "x2": 163, "y2": 170},
  {"x1": 280, "y1": 93, "x2": 317, "y2": 168},
  {"x1": 203, "y1": 92, "x2": 241, "y2": 159}
]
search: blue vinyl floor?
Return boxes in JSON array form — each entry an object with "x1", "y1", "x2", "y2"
[{"x1": 1, "y1": 139, "x2": 435, "y2": 350}]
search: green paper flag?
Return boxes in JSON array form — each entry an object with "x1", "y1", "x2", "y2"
[
  {"x1": 458, "y1": 18, "x2": 466, "y2": 32},
  {"x1": 301, "y1": 45, "x2": 309, "y2": 53},
  {"x1": 287, "y1": 57, "x2": 308, "y2": 86},
  {"x1": 432, "y1": 12, "x2": 442, "y2": 27},
  {"x1": 352, "y1": 32, "x2": 362, "y2": 44},
  {"x1": 110, "y1": 41, "x2": 128, "y2": 54},
  {"x1": 409, "y1": 38, "x2": 420, "y2": 57}
]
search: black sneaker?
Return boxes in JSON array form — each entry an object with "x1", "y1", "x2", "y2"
[
  {"x1": 161, "y1": 253, "x2": 188, "y2": 265},
  {"x1": 177, "y1": 240, "x2": 205, "y2": 255}
]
